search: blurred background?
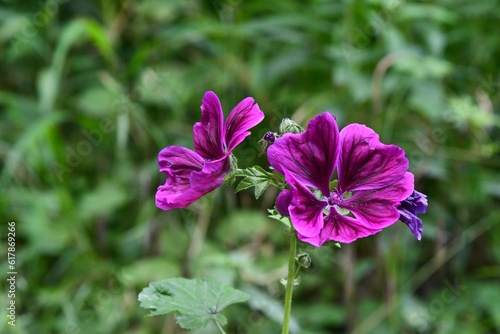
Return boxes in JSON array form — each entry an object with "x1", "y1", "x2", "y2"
[{"x1": 1, "y1": 0, "x2": 500, "y2": 333}]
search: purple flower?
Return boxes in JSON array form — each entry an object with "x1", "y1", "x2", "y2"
[
  {"x1": 156, "y1": 91, "x2": 264, "y2": 210},
  {"x1": 398, "y1": 190, "x2": 428, "y2": 240},
  {"x1": 267, "y1": 112, "x2": 415, "y2": 246}
]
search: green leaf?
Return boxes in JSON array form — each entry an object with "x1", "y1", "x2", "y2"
[
  {"x1": 138, "y1": 277, "x2": 249, "y2": 329},
  {"x1": 234, "y1": 166, "x2": 283, "y2": 199}
]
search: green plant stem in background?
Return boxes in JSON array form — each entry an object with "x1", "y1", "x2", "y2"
[
  {"x1": 214, "y1": 319, "x2": 226, "y2": 334},
  {"x1": 282, "y1": 227, "x2": 297, "y2": 334}
]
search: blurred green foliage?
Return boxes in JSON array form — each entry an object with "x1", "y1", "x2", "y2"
[{"x1": 1, "y1": 0, "x2": 500, "y2": 333}]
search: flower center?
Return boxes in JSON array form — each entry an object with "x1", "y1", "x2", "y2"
[
  {"x1": 327, "y1": 191, "x2": 342, "y2": 206},
  {"x1": 324, "y1": 189, "x2": 353, "y2": 216}
]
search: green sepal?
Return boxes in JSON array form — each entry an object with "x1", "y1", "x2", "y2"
[{"x1": 329, "y1": 180, "x2": 338, "y2": 190}]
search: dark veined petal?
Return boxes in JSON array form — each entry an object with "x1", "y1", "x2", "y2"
[
  {"x1": 286, "y1": 171, "x2": 326, "y2": 238},
  {"x1": 399, "y1": 209, "x2": 423, "y2": 240},
  {"x1": 338, "y1": 124, "x2": 409, "y2": 192},
  {"x1": 224, "y1": 97, "x2": 265, "y2": 153},
  {"x1": 155, "y1": 146, "x2": 205, "y2": 210},
  {"x1": 267, "y1": 112, "x2": 340, "y2": 196},
  {"x1": 399, "y1": 190, "x2": 428, "y2": 215},
  {"x1": 320, "y1": 212, "x2": 382, "y2": 244},
  {"x1": 156, "y1": 183, "x2": 206, "y2": 210},
  {"x1": 276, "y1": 189, "x2": 293, "y2": 216},
  {"x1": 341, "y1": 172, "x2": 414, "y2": 229},
  {"x1": 193, "y1": 91, "x2": 225, "y2": 160},
  {"x1": 398, "y1": 190, "x2": 428, "y2": 240},
  {"x1": 157, "y1": 146, "x2": 204, "y2": 178},
  {"x1": 190, "y1": 157, "x2": 230, "y2": 194},
  {"x1": 298, "y1": 213, "x2": 381, "y2": 246}
]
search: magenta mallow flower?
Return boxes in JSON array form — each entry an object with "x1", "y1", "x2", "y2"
[
  {"x1": 267, "y1": 112, "x2": 417, "y2": 246},
  {"x1": 156, "y1": 91, "x2": 264, "y2": 210},
  {"x1": 398, "y1": 190, "x2": 428, "y2": 240}
]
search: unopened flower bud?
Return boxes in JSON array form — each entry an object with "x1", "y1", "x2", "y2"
[
  {"x1": 296, "y1": 251, "x2": 311, "y2": 269},
  {"x1": 276, "y1": 189, "x2": 293, "y2": 216},
  {"x1": 259, "y1": 132, "x2": 278, "y2": 155},
  {"x1": 263, "y1": 131, "x2": 276, "y2": 143},
  {"x1": 279, "y1": 118, "x2": 304, "y2": 134}
]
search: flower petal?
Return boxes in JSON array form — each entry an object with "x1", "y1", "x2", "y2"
[
  {"x1": 158, "y1": 146, "x2": 204, "y2": 178},
  {"x1": 341, "y1": 172, "x2": 414, "y2": 229},
  {"x1": 399, "y1": 209, "x2": 423, "y2": 240},
  {"x1": 193, "y1": 91, "x2": 225, "y2": 160},
  {"x1": 338, "y1": 124, "x2": 409, "y2": 192},
  {"x1": 286, "y1": 171, "x2": 326, "y2": 238},
  {"x1": 399, "y1": 190, "x2": 428, "y2": 215},
  {"x1": 267, "y1": 112, "x2": 340, "y2": 196},
  {"x1": 319, "y1": 213, "x2": 382, "y2": 244},
  {"x1": 156, "y1": 184, "x2": 204, "y2": 210},
  {"x1": 276, "y1": 189, "x2": 293, "y2": 216},
  {"x1": 297, "y1": 212, "x2": 381, "y2": 246},
  {"x1": 224, "y1": 97, "x2": 265, "y2": 153},
  {"x1": 155, "y1": 146, "x2": 205, "y2": 210},
  {"x1": 190, "y1": 157, "x2": 230, "y2": 194},
  {"x1": 296, "y1": 232, "x2": 323, "y2": 247},
  {"x1": 398, "y1": 190, "x2": 428, "y2": 240}
]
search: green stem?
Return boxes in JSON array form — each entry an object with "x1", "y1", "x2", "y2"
[
  {"x1": 282, "y1": 227, "x2": 297, "y2": 334},
  {"x1": 293, "y1": 265, "x2": 301, "y2": 278},
  {"x1": 214, "y1": 319, "x2": 226, "y2": 334}
]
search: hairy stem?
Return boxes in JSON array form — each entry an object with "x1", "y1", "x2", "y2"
[{"x1": 282, "y1": 227, "x2": 297, "y2": 334}]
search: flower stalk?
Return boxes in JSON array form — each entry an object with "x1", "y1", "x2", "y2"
[
  {"x1": 214, "y1": 319, "x2": 227, "y2": 334},
  {"x1": 282, "y1": 227, "x2": 297, "y2": 334}
]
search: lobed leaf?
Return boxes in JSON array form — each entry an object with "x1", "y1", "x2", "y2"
[
  {"x1": 234, "y1": 166, "x2": 284, "y2": 199},
  {"x1": 138, "y1": 277, "x2": 249, "y2": 329}
]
